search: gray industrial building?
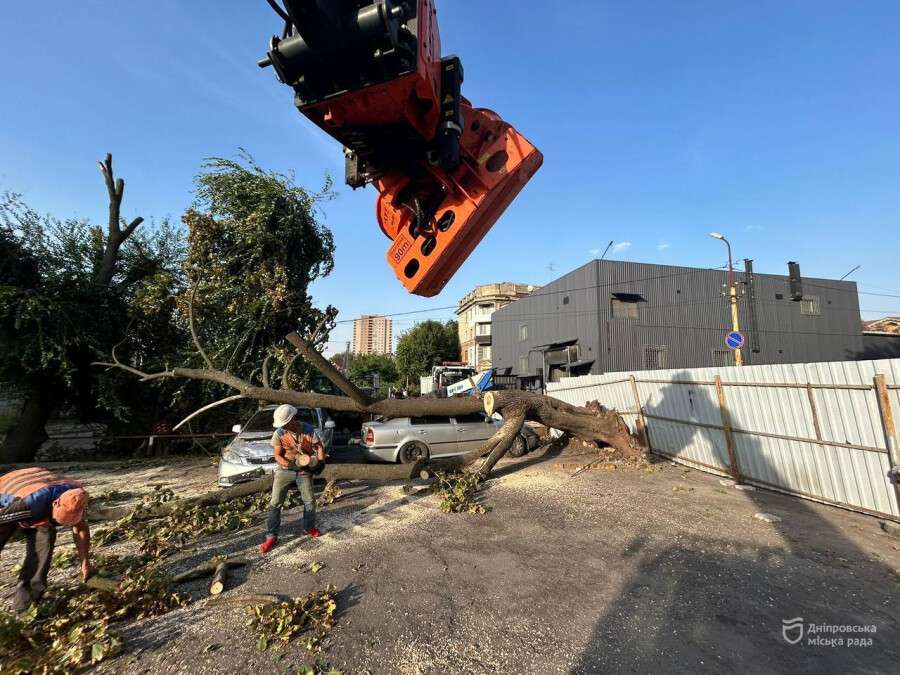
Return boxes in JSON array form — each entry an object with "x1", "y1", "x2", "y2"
[{"x1": 492, "y1": 259, "x2": 866, "y2": 381}]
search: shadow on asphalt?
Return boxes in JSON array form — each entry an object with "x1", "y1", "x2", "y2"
[{"x1": 570, "y1": 375, "x2": 900, "y2": 673}]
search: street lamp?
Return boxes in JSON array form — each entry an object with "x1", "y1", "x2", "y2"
[{"x1": 709, "y1": 232, "x2": 743, "y2": 366}]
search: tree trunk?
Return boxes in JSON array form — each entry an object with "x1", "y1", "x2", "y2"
[{"x1": 0, "y1": 385, "x2": 59, "y2": 464}]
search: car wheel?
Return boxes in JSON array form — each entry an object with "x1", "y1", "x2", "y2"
[
  {"x1": 398, "y1": 442, "x2": 429, "y2": 464},
  {"x1": 508, "y1": 435, "x2": 528, "y2": 458}
]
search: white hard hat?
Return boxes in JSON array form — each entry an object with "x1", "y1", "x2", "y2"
[{"x1": 272, "y1": 404, "x2": 298, "y2": 428}]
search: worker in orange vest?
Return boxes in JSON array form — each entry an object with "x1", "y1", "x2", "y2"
[
  {"x1": 259, "y1": 404, "x2": 325, "y2": 555},
  {"x1": 0, "y1": 468, "x2": 93, "y2": 612}
]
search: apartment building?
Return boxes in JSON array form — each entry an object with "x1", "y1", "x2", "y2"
[
  {"x1": 351, "y1": 315, "x2": 393, "y2": 355},
  {"x1": 456, "y1": 283, "x2": 536, "y2": 370}
]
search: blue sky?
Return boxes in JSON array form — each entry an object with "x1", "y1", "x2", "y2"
[{"x1": 2, "y1": 1, "x2": 899, "y2": 353}]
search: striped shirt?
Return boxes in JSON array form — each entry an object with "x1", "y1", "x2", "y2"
[{"x1": 0, "y1": 468, "x2": 81, "y2": 527}]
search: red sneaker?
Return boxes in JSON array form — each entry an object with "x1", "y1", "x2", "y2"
[
  {"x1": 306, "y1": 527, "x2": 321, "y2": 539},
  {"x1": 259, "y1": 536, "x2": 278, "y2": 554}
]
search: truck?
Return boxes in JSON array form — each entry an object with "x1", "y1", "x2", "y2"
[{"x1": 419, "y1": 364, "x2": 476, "y2": 397}]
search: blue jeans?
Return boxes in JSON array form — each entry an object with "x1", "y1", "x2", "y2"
[{"x1": 266, "y1": 468, "x2": 315, "y2": 538}]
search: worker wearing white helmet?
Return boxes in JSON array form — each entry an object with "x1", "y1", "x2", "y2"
[{"x1": 260, "y1": 404, "x2": 325, "y2": 554}]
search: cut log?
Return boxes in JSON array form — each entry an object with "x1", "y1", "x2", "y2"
[
  {"x1": 209, "y1": 562, "x2": 229, "y2": 595},
  {"x1": 173, "y1": 557, "x2": 247, "y2": 584}
]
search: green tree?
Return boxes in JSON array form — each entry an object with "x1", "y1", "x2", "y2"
[
  {"x1": 394, "y1": 320, "x2": 460, "y2": 385},
  {"x1": 329, "y1": 349, "x2": 354, "y2": 372},
  {"x1": 180, "y1": 153, "x2": 337, "y2": 388},
  {"x1": 0, "y1": 155, "x2": 185, "y2": 462},
  {"x1": 348, "y1": 353, "x2": 398, "y2": 395}
]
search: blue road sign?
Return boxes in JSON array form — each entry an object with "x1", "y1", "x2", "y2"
[{"x1": 726, "y1": 331, "x2": 745, "y2": 350}]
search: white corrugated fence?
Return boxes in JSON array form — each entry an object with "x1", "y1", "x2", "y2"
[{"x1": 547, "y1": 359, "x2": 900, "y2": 520}]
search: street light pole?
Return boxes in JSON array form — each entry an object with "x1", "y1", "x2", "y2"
[{"x1": 709, "y1": 232, "x2": 743, "y2": 366}]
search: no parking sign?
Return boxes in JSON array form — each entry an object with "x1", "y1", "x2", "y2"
[{"x1": 726, "y1": 331, "x2": 745, "y2": 350}]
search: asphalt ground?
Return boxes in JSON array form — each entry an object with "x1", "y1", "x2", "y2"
[{"x1": 1, "y1": 446, "x2": 898, "y2": 674}]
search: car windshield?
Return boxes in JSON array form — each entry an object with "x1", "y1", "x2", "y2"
[
  {"x1": 242, "y1": 407, "x2": 318, "y2": 432},
  {"x1": 242, "y1": 410, "x2": 275, "y2": 433}
]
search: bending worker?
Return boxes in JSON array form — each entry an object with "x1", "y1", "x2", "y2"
[
  {"x1": 260, "y1": 404, "x2": 325, "y2": 554},
  {"x1": 0, "y1": 467, "x2": 92, "y2": 612}
]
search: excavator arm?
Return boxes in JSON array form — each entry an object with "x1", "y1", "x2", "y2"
[{"x1": 259, "y1": 0, "x2": 542, "y2": 296}]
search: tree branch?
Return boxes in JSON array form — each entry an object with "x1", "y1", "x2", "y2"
[
  {"x1": 122, "y1": 216, "x2": 144, "y2": 239},
  {"x1": 285, "y1": 332, "x2": 370, "y2": 407},
  {"x1": 474, "y1": 403, "x2": 526, "y2": 478},
  {"x1": 261, "y1": 354, "x2": 272, "y2": 389},
  {"x1": 97, "y1": 153, "x2": 120, "y2": 237},
  {"x1": 188, "y1": 284, "x2": 215, "y2": 370},
  {"x1": 95, "y1": 153, "x2": 143, "y2": 287},
  {"x1": 281, "y1": 352, "x2": 300, "y2": 390},
  {"x1": 173, "y1": 394, "x2": 246, "y2": 431}
]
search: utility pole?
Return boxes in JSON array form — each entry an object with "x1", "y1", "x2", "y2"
[
  {"x1": 344, "y1": 341, "x2": 350, "y2": 371},
  {"x1": 710, "y1": 232, "x2": 743, "y2": 366}
]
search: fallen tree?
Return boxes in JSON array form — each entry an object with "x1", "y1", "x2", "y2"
[{"x1": 93, "y1": 330, "x2": 644, "y2": 512}]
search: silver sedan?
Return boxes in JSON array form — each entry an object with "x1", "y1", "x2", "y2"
[{"x1": 360, "y1": 413, "x2": 540, "y2": 463}]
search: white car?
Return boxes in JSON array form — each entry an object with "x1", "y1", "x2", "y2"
[
  {"x1": 360, "y1": 413, "x2": 540, "y2": 463},
  {"x1": 218, "y1": 405, "x2": 335, "y2": 487}
]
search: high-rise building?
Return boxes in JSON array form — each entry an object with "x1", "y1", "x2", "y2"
[
  {"x1": 456, "y1": 283, "x2": 537, "y2": 370},
  {"x1": 351, "y1": 315, "x2": 393, "y2": 355}
]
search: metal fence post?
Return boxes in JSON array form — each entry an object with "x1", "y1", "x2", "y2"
[
  {"x1": 714, "y1": 375, "x2": 742, "y2": 483},
  {"x1": 629, "y1": 375, "x2": 652, "y2": 452},
  {"x1": 873, "y1": 374, "x2": 900, "y2": 510}
]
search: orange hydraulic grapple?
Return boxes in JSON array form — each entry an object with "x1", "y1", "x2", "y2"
[{"x1": 259, "y1": 0, "x2": 543, "y2": 296}]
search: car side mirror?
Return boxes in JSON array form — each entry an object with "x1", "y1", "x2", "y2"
[
  {"x1": 231, "y1": 424, "x2": 242, "y2": 434},
  {"x1": 324, "y1": 420, "x2": 336, "y2": 429}
]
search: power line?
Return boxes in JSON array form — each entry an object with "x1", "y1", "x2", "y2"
[{"x1": 333, "y1": 305, "x2": 457, "y2": 324}]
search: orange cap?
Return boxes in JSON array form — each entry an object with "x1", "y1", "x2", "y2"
[{"x1": 52, "y1": 488, "x2": 89, "y2": 526}]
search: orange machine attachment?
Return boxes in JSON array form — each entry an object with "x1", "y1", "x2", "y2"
[
  {"x1": 258, "y1": 0, "x2": 542, "y2": 296},
  {"x1": 376, "y1": 105, "x2": 542, "y2": 296}
]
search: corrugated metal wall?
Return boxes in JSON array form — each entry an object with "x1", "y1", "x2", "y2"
[
  {"x1": 492, "y1": 260, "x2": 864, "y2": 376},
  {"x1": 547, "y1": 359, "x2": 900, "y2": 520}
]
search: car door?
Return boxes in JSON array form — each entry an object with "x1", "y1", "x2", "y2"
[
  {"x1": 314, "y1": 408, "x2": 334, "y2": 450},
  {"x1": 409, "y1": 415, "x2": 458, "y2": 457},
  {"x1": 452, "y1": 412, "x2": 497, "y2": 453}
]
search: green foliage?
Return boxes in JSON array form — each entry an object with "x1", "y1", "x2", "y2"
[
  {"x1": 51, "y1": 550, "x2": 77, "y2": 570},
  {"x1": 183, "y1": 153, "x2": 337, "y2": 385},
  {"x1": 0, "y1": 561, "x2": 187, "y2": 673},
  {"x1": 0, "y1": 193, "x2": 183, "y2": 402},
  {"x1": 329, "y1": 350, "x2": 354, "y2": 371},
  {"x1": 348, "y1": 353, "x2": 398, "y2": 394},
  {"x1": 297, "y1": 664, "x2": 342, "y2": 675},
  {"x1": 432, "y1": 471, "x2": 486, "y2": 514},
  {"x1": 93, "y1": 485, "x2": 303, "y2": 557},
  {"x1": 0, "y1": 189, "x2": 186, "y2": 455},
  {"x1": 247, "y1": 586, "x2": 337, "y2": 653},
  {"x1": 93, "y1": 488, "x2": 137, "y2": 504},
  {"x1": 305, "y1": 561, "x2": 325, "y2": 575},
  {"x1": 316, "y1": 481, "x2": 343, "y2": 507},
  {"x1": 394, "y1": 320, "x2": 460, "y2": 384}
]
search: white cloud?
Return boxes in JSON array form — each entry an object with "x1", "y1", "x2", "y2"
[
  {"x1": 588, "y1": 248, "x2": 601, "y2": 256},
  {"x1": 657, "y1": 242, "x2": 671, "y2": 251},
  {"x1": 611, "y1": 241, "x2": 632, "y2": 253},
  {"x1": 746, "y1": 225, "x2": 764, "y2": 232}
]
